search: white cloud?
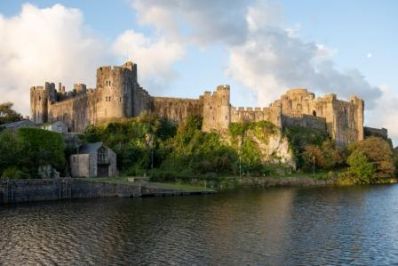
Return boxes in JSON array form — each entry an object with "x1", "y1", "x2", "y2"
[
  {"x1": 112, "y1": 30, "x2": 184, "y2": 91},
  {"x1": 0, "y1": 4, "x2": 107, "y2": 115},
  {"x1": 0, "y1": 3, "x2": 186, "y2": 115},
  {"x1": 366, "y1": 85, "x2": 398, "y2": 143},
  {"x1": 130, "y1": 0, "x2": 250, "y2": 45},
  {"x1": 227, "y1": 29, "x2": 382, "y2": 106},
  {"x1": 227, "y1": 1, "x2": 382, "y2": 107},
  {"x1": 130, "y1": 0, "x2": 382, "y2": 108}
]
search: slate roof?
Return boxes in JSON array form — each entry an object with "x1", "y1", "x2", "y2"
[
  {"x1": 78, "y1": 142, "x2": 103, "y2": 154},
  {"x1": 2, "y1": 119, "x2": 36, "y2": 129}
]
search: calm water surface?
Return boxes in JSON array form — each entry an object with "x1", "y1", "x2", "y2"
[{"x1": 1, "y1": 185, "x2": 398, "y2": 265}]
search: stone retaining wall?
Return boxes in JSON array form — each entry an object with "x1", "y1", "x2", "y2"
[{"x1": 0, "y1": 178, "x2": 142, "y2": 204}]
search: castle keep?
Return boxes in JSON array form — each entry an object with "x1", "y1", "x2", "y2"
[{"x1": 31, "y1": 61, "x2": 365, "y2": 146}]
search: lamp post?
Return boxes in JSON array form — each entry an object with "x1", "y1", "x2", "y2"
[
  {"x1": 312, "y1": 155, "x2": 316, "y2": 177},
  {"x1": 239, "y1": 134, "x2": 242, "y2": 179}
]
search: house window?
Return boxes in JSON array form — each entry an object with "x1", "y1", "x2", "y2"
[{"x1": 98, "y1": 147, "x2": 107, "y2": 164}]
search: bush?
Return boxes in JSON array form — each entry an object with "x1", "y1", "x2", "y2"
[{"x1": 1, "y1": 166, "x2": 29, "y2": 179}]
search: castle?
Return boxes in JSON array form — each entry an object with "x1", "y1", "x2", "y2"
[{"x1": 31, "y1": 61, "x2": 371, "y2": 146}]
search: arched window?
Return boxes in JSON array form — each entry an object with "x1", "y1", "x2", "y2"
[
  {"x1": 98, "y1": 147, "x2": 107, "y2": 164},
  {"x1": 312, "y1": 110, "x2": 317, "y2": 117}
]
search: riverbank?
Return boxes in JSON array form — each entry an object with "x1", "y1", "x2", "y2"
[
  {"x1": 2, "y1": 175, "x2": 395, "y2": 204},
  {"x1": 0, "y1": 178, "x2": 215, "y2": 204}
]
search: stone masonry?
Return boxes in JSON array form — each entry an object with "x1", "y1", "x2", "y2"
[{"x1": 31, "y1": 61, "x2": 367, "y2": 146}]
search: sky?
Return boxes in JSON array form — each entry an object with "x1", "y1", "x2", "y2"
[{"x1": 0, "y1": 0, "x2": 397, "y2": 143}]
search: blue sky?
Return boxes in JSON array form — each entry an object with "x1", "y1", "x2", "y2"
[{"x1": 0, "y1": 0, "x2": 397, "y2": 141}]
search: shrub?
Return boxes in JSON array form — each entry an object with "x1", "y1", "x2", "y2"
[{"x1": 1, "y1": 166, "x2": 29, "y2": 179}]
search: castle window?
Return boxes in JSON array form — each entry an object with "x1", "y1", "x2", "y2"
[{"x1": 313, "y1": 110, "x2": 317, "y2": 117}]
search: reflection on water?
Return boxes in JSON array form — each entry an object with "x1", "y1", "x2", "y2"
[{"x1": 1, "y1": 185, "x2": 398, "y2": 265}]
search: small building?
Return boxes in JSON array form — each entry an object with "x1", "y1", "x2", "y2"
[
  {"x1": 70, "y1": 142, "x2": 118, "y2": 177},
  {"x1": 1, "y1": 119, "x2": 36, "y2": 130},
  {"x1": 41, "y1": 121, "x2": 68, "y2": 134}
]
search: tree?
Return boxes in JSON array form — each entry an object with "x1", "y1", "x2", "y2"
[
  {"x1": 17, "y1": 128, "x2": 66, "y2": 177},
  {"x1": 0, "y1": 102, "x2": 23, "y2": 125},
  {"x1": 0, "y1": 130, "x2": 23, "y2": 176},
  {"x1": 302, "y1": 139, "x2": 345, "y2": 171},
  {"x1": 347, "y1": 150, "x2": 375, "y2": 184},
  {"x1": 348, "y1": 137, "x2": 395, "y2": 180}
]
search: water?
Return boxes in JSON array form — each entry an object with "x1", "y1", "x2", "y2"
[{"x1": 1, "y1": 185, "x2": 398, "y2": 265}]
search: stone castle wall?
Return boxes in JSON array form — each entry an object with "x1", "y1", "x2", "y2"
[
  {"x1": 31, "y1": 61, "x2": 367, "y2": 146},
  {"x1": 152, "y1": 97, "x2": 203, "y2": 123},
  {"x1": 282, "y1": 114, "x2": 326, "y2": 131},
  {"x1": 230, "y1": 106, "x2": 282, "y2": 128},
  {"x1": 364, "y1": 126, "x2": 388, "y2": 139}
]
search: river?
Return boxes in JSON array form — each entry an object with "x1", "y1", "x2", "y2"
[{"x1": 1, "y1": 185, "x2": 398, "y2": 265}]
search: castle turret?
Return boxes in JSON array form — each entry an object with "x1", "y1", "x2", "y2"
[
  {"x1": 95, "y1": 62, "x2": 137, "y2": 121},
  {"x1": 350, "y1": 96, "x2": 364, "y2": 141},
  {"x1": 30, "y1": 82, "x2": 56, "y2": 124},
  {"x1": 202, "y1": 84, "x2": 231, "y2": 132}
]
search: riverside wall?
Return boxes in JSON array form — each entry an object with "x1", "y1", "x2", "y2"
[{"x1": 0, "y1": 178, "x2": 141, "y2": 204}]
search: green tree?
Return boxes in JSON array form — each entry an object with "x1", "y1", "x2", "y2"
[
  {"x1": 347, "y1": 150, "x2": 375, "y2": 184},
  {"x1": 0, "y1": 130, "x2": 24, "y2": 176},
  {"x1": 284, "y1": 126, "x2": 329, "y2": 169},
  {"x1": 349, "y1": 137, "x2": 395, "y2": 179},
  {"x1": 17, "y1": 128, "x2": 66, "y2": 177},
  {"x1": 302, "y1": 139, "x2": 345, "y2": 171},
  {"x1": 0, "y1": 102, "x2": 23, "y2": 125}
]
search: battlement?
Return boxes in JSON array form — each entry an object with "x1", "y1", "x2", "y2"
[
  {"x1": 216, "y1": 84, "x2": 230, "y2": 91},
  {"x1": 97, "y1": 61, "x2": 136, "y2": 72},
  {"x1": 232, "y1": 106, "x2": 268, "y2": 112},
  {"x1": 286, "y1": 88, "x2": 309, "y2": 95},
  {"x1": 30, "y1": 85, "x2": 45, "y2": 91}
]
